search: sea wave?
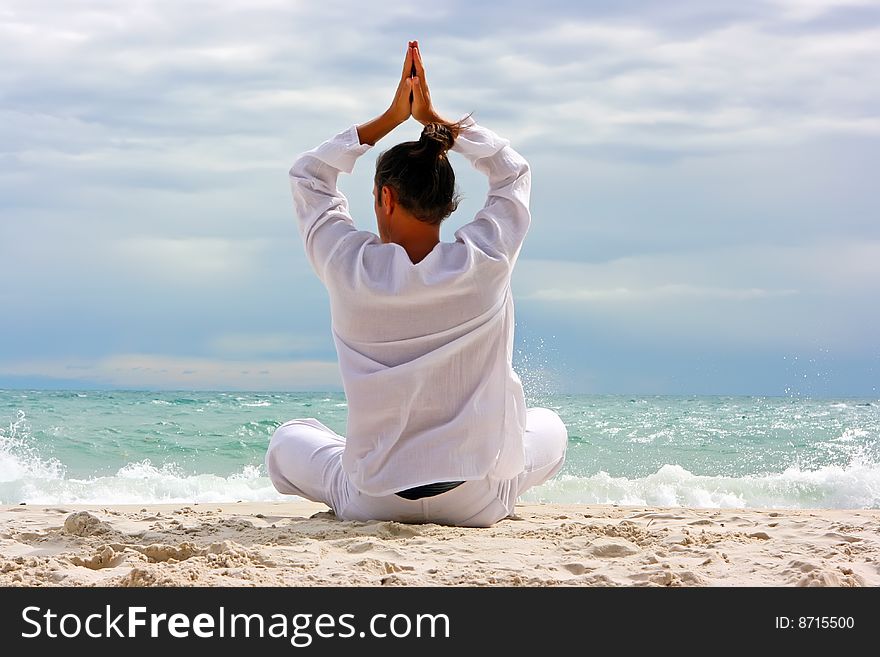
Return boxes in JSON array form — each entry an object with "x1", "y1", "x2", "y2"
[
  {"x1": 0, "y1": 458, "x2": 284, "y2": 505},
  {"x1": 4, "y1": 452, "x2": 880, "y2": 508},
  {"x1": 0, "y1": 410, "x2": 66, "y2": 485},
  {"x1": 1, "y1": 411, "x2": 280, "y2": 504},
  {"x1": 523, "y1": 462, "x2": 880, "y2": 509},
  {"x1": 4, "y1": 400, "x2": 879, "y2": 507}
]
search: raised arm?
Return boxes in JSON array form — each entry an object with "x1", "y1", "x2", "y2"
[
  {"x1": 357, "y1": 41, "x2": 416, "y2": 146},
  {"x1": 288, "y1": 126, "x2": 371, "y2": 281},
  {"x1": 410, "y1": 42, "x2": 531, "y2": 264},
  {"x1": 289, "y1": 43, "x2": 416, "y2": 280},
  {"x1": 450, "y1": 120, "x2": 531, "y2": 264}
]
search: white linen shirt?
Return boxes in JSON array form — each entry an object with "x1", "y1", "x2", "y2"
[{"x1": 289, "y1": 116, "x2": 530, "y2": 496}]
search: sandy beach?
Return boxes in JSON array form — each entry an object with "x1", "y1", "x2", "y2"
[{"x1": 1, "y1": 501, "x2": 878, "y2": 586}]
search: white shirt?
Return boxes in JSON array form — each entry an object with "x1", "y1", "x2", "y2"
[{"x1": 289, "y1": 116, "x2": 531, "y2": 496}]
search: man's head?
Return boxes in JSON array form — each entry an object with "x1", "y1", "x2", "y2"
[
  {"x1": 373, "y1": 122, "x2": 462, "y2": 243},
  {"x1": 372, "y1": 181, "x2": 402, "y2": 244}
]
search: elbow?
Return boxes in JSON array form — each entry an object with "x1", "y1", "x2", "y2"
[
  {"x1": 493, "y1": 164, "x2": 530, "y2": 192},
  {"x1": 517, "y1": 160, "x2": 531, "y2": 186},
  {"x1": 289, "y1": 151, "x2": 317, "y2": 181},
  {"x1": 507, "y1": 159, "x2": 531, "y2": 195},
  {"x1": 500, "y1": 149, "x2": 530, "y2": 187},
  {"x1": 514, "y1": 152, "x2": 530, "y2": 179},
  {"x1": 289, "y1": 154, "x2": 306, "y2": 180}
]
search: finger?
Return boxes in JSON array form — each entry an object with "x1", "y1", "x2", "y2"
[
  {"x1": 401, "y1": 44, "x2": 414, "y2": 80},
  {"x1": 412, "y1": 75, "x2": 427, "y2": 103},
  {"x1": 410, "y1": 76, "x2": 419, "y2": 108},
  {"x1": 413, "y1": 45, "x2": 424, "y2": 77},
  {"x1": 413, "y1": 43, "x2": 426, "y2": 82}
]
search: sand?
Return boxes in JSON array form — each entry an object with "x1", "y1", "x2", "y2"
[{"x1": 1, "y1": 502, "x2": 878, "y2": 586}]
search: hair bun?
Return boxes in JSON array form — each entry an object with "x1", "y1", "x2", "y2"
[{"x1": 419, "y1": 122, "x2": 455, "y2": 158}]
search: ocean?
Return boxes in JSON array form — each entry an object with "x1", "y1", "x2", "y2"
[{"x1": 1, "y1": 389, "x2": 878, "y2": 508}]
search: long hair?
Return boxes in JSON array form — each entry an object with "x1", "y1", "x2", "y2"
[{"x1": 374, "y1": 115, "x2": 472, "y2": 225}]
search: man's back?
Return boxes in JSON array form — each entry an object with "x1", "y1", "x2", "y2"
[
  {"x1": 294, "y1": 118, "x2": 531, "y2": 495},
  {"x1": 329, "y1": 243, "x2": 525, "y2": 496}
]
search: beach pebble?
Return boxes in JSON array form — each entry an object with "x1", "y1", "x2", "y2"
[
  {"x1": 561, "y1": 562, "x2": 590, "y2": 575},
  {"x1": 587, "y1": 537, "x2": 639, "y2": 558},
  {"x1": 63, "y1": 512, "x2": 111, "y2": 537}
]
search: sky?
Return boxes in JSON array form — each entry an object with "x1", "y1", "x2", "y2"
[{"x1": 1, "y1": 0, "x2": 878, "y2": 396}]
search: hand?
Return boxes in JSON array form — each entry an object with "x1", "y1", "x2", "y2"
[
  {"x1": 386, "y1": 42, "x2": 416, "y2": 125},
  {"x1": 410, "y1": 41, "x2": 442, "y2": 125}
]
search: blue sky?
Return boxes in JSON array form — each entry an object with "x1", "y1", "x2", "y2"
[{"x1": 1, "y1": 0, "x2": 878, "y2": 395}]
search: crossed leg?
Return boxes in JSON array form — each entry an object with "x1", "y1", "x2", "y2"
[{"x1": 265, "y1": 407, "x2": 568, "y2": 523}]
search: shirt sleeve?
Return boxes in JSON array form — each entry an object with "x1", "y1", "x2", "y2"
[
  {"x1": 451, "y1": 116, "x2": 531, "y2": 264},
  {"x1": 288, "y1": 125, "x2": 373, "y2": 281}
]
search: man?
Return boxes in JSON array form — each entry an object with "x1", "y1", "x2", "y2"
[{"x1": 266, "y1": 41, "x2": 567, "y2": 527}]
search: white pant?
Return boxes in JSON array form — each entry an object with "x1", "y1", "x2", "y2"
[{"x1": 265, "y1": 407, "x2": 568, "y2": 528}]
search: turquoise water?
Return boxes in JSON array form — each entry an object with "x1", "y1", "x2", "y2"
[{"x1": 1, "y1": 389, "x2": 878, "y2": 508}]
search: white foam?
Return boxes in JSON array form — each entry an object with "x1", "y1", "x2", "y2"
[
  {"x1": 4, "y1": 404, "x2": 879, "y2": 508},
  {"x1": 833, "y1": 428, "x2": 869, "y2": 442},
  {"x1": 5, "y1": 456, "x2": 880, "y2": 508},
  {"x1": 0, "y1": 410, "x2": 66, "y2": 484},
  {"x1": 1, "y1": 458, "x2": 286, "y2": 505},
  {"x1": 523, "y1": 462, "x2": 880, "y2": 509},
  {"x1": 1, "y1": 411, "x2": 285, "y2": 504}
]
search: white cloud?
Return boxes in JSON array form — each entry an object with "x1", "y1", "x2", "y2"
[
  {"x1": 207, "y1": 332, "x2": 324, "y2": 358},
  {"x1": 0, "y1": 354, "x2": 341, "y2": 391},
  {"x1": 768, "y1": 0, "x2": 879, "y2": 21},
  {"x1": 516, "y1": 240, "x2": 880, "y2": 298},
  {"x1": 111, "y1": 236, "x2": 270, "y2": 281},
  {"x1": 479, "y1": 19, "x2": 880, "y2": 150},
  {"x1": 527, "y1": 285, "x2": 799, "y2": 302},
  {"x1": 2, "y1": 0, "x2": 879, "y2": 392},
  {"x1": 4, "y1": 0, "x2": 879, "y2": 160},
  {"x1": 514, "y1": 240, "x2": 880, "y2": 349}
]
